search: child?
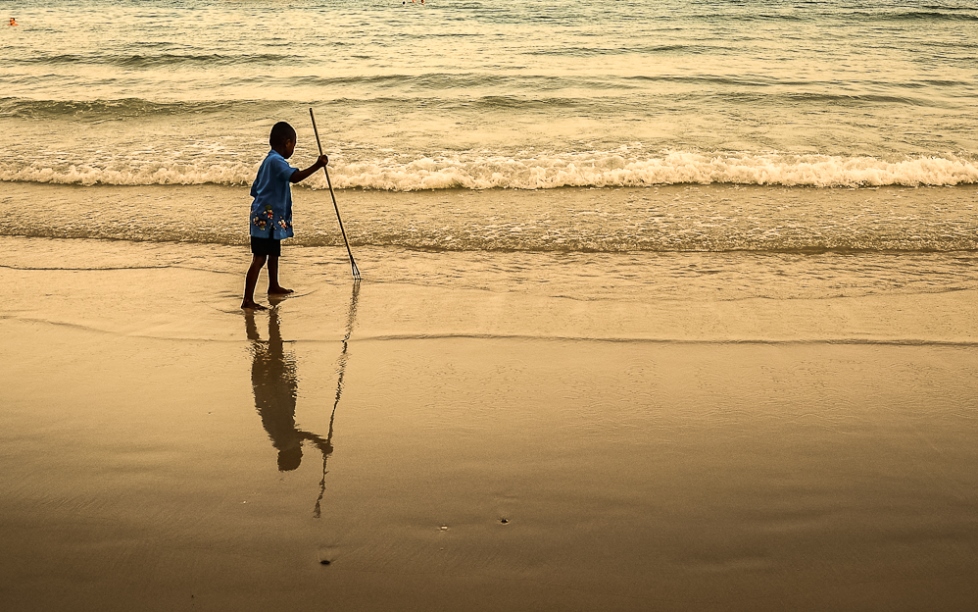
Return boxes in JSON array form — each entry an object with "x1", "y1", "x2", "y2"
[{"x1": 241, "y1": 121, "x2": 328, "y2": 310}]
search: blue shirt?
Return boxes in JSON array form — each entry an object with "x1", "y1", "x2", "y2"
[{"x1": 250, "y1": 150, "x2": 298, "y2": 240}]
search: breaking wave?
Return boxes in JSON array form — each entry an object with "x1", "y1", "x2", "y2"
[{"x1": 2, "y1": 151, "x2": 977, "y2": 190}]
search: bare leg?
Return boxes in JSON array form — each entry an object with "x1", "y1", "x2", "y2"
[
  {"x1": 267, "y1": 255, "x2": 293, "y2": 295},
  {"x1": 242, "y1": 254, "x2": 269, "y2": 309}
]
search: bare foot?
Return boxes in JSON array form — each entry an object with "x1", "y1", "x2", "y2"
[
  {"x1": 241, "y1": 300, "x2": 268, "y2": 310},
  {"x1": 268, "y1": 286, "x2": 294, "y2": 296}
]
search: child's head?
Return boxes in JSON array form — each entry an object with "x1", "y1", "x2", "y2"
[
  {"x1": 269, "y1": 121, "x2": 297, "y2": 158},
  {"x1": 278, "y1": 445, "x2": 303, "y2": 471}
]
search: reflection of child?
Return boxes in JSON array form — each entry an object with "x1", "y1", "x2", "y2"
[
  {"x1": 247, "y1": 309, "x2": 332, "y2": 472},
  {"x1": 241, "y1": 121, "x2": 328, "y2": 310}
]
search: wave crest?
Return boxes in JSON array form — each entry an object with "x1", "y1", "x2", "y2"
[{"x1": 3, "y1": 152, "x2": 977, "y2": 190}]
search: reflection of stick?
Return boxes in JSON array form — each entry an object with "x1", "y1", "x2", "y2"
[
  {"x1": 310, "y1": 108, "x2": 361, "y2": 280},
  {"x1": 314, "y1": 281, "x2": 362, "y2": 519}
]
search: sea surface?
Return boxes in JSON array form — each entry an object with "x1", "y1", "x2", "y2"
[
  {"x1": 1, "y1": 0, "x2": 977, "y2": 191},
  {"x1": 1, "y1": 0, "x2": 977, "y2": 292}
]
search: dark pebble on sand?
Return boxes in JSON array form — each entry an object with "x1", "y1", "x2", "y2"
[
  {"x1": 320, "y1": 560, "x2": 331, "y2": 565},
  {"x1": 500, "y1": 518, "x2": 509, "y2": 524}
]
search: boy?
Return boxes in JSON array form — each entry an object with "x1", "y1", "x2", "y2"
[{"x1": 241, "y1": 121, "x2": 328, "y2": 310}]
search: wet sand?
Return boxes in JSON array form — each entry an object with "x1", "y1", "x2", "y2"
[{"x1": 2, "y1": 232, "x2": 978, "y2": 611}]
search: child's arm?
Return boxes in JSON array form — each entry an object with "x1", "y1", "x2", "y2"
[{"x1": 290, "y1": 155, "x2": 329, "y2": 184}]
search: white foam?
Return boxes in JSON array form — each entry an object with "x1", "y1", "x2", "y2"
[
  {"x1": 327, "y1": 152, "x2": 978, "y2": 190},
  {"x1": 0, "y1": 162, "x2": 256, "y2": 187},
  {"x1": 2, "y1": 151, "x2": 977, "y2": 190}
]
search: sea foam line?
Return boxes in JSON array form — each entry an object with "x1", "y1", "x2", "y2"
[{"x1": 2, "y1": 152, "x2": 977, "y2": 189}]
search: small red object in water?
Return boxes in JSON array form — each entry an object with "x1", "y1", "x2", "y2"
[{"x1": 9, "y1": 18, "x2": 18, "y2": 26}]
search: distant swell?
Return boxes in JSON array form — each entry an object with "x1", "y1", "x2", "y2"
[
  {"x1": 0, "y1": 97, "x2": 245, "y2": 119},
  {"x1": 8, "y1": 53, "x2": 297, "y2": 68},
  {"x1": 3, "y1": 152, "x2": 977, "y2": 190},
  {"x1": 875, "y1": 11, "x2": 978, "y2": 22}
]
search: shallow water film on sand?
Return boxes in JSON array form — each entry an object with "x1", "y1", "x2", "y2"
[
  {"x1": 4, "y1": 237, "x2": 978, "y2": 611},
  {"x1": 3, "y1": 0, "x2": 978, "y2": 611}
]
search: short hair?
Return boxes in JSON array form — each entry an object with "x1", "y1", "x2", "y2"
[{"x1": 269, "y1": 121, "x2": 296, "y2": 148}]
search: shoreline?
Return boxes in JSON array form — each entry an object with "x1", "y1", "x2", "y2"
[
  {"x1": 3, "y1": 182, "x2": 978, "y2": 253},
  {"x1": 3, "y1": 239, "x2": 978, "y2": 345}
]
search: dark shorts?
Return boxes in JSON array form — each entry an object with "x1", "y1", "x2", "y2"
[{"x1": 251, "y1": 236, "x2": 281, "y2": 257}]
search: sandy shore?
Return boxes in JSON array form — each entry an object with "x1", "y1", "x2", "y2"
[{"x1": 2, "y1": 232, "x2": 978, "y2": 611}]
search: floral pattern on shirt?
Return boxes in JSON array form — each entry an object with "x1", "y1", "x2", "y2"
[{"x1": 251, "y1": 204, "x2": 291, "y2": 236}]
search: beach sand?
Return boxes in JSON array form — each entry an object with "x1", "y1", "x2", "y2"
[{"x1": 3, "y1": 216, "x2": 978, "y2": 610}]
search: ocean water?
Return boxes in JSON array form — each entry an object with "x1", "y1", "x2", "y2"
[
  {"x1": 1, "y1": 0, "x2": 977, "y2": 190},
  {"x1": 2, "y1": 0, "x2": 977, "y2": 295}
]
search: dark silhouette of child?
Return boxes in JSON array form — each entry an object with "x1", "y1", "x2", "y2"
[
  {"x1": 246, "y1": 308, "x2": 331, "y2": 471},
  {"x1": 241, "y1": 121, "x2": 329, "y2": 310}
]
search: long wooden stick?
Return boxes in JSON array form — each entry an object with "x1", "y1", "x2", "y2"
[{"x1": 309, "y1": 108, "x2": 361, "y2": 280}]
